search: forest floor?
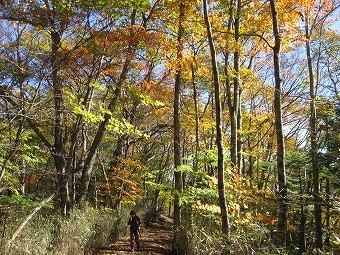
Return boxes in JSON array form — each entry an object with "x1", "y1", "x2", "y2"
[{"x1": 94, "y1": 215, "x2": 173, "y2": 255}]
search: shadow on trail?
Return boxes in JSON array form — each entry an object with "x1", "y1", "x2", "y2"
[{"x1": 94, "y1": 215, "x2": 173, "y2": 255}]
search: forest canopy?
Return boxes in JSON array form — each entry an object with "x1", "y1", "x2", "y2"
[{"x1": 0, "y1": 0, "x2": 339, "y2": 254}]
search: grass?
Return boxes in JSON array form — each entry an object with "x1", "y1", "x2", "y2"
[{"x1": 0, "y1": 206, "x2": 124, "y2": 255}]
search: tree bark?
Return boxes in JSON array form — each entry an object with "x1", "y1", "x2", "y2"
[
  {"x1": 51, "y1": 29, "x2": 70, "y2": 216},
  {"x1": 234, "y1": 0, "x2": 242, "y2": 173},
  {"x1": 305, "y1": 24, "x2": 322, "y2": 250},
  {"x1": 224, "y1": 0, "x2": 237, "y2": 168},
  {"x1": 325, "y1": 178, "x2": 330, "y2": 247},
  {"x1": 269, "y1": 0, "x2": 287, "y2": 246},
  {"x1": 223, "y1": 0, "x2": 242, "y2": 172},
  {"x1": 299, "y1": 166, "x2": 306, "y2": 253},
  {"x1": 203, "y1": 0, "x2": 230, "y2": 238},
  {"x1": 173, "y1": 2, "x2": 184, "y2": 254},
  {"x1": 192, "y1": 58, "x2": 200, "y2": 174},
  {"x1": 237, "y1": 95, "x2": 242, "y2": 173}
]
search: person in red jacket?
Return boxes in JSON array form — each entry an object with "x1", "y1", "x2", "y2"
[{"x1": 128, "y1": 210, "x2": 141, "y2": 251}]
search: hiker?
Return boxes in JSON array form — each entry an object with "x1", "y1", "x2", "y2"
[{"x1": 128, "y1": 210, "x2": 141, "y2": 251}]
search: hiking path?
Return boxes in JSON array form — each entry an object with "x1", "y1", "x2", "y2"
[{"x1": 94, "y1": 215, "x2": 173, "y2": 255}]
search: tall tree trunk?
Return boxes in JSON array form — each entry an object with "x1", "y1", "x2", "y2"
[
  {"x1": 299, "y1": 203, "x2": 306, "y2": 254},
  {"x1": 77, "y1": 58, "x2": 128, "y2": 204},
  {"x1": 51, "y1": 30, "x2": 70, "y2": 216},
  {"x1": 325, "y1": 178, "x2": 330, "y2": 247},
  {"x1": 237, "y1": 95, "x2": 242, "y2": 173},
  {"x1": 173, "y1": 2, "x2": 184, "y2": 254},
  {"x1": 203, "y1": 0, "x2": 230, "y2": 239},
  {"x1": 269, "y1": 0, "x2": 287, "y2": 246},
  {"x1": 224, "y1": 0, "x2": 242, "y2": 171},
  {"x1": 304, "y1": 19, "x2": 322, "y2": 250},
  {"x1": 299, "y1": 166, "x2": 306, "y2": 253},
  {"x1": 67, "y1": 78, "x2": 97, "y2": 209},
  {"x1": 192, "y1": 58, "x2": 200, "y2": 174},
  {"x1": 234, "y1": 0, "x2": 242, "y2": 173},
  {"x1": 17, "y1": 24, "x2": 26, "y2": 195},
  {"x1": 224, "y1": 0, "x2": 236, "y2": 167}
]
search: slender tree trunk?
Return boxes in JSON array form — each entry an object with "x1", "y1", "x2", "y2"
[
  {"x1": 224, "y1": 51, "x2": 238, "y2": 167},
  {"x1": 234, "y1": 0, "x2": 242, "y2": 173},
  {"x1": 305, "y1": 23, "x2": 322, "y2": 250},
  {"x1": 237, "y1": 95, "x2": 242, "y2": 173},
  {"x1": 224, "y1": 0, "x2": 242, "y2": 171},
  {"x1": 299, "y1": 203, "x2": 306, "y2": 254},
  {"x1": 19, "y1": 159, "x2": 25, "y2": 195},
  {"x1": 77, "y1": 53, "x2": 127, "y2": 204},
  {"x1": 173, "y1": 2, "x2": 184, "y2": 254},
  {"x1": 192, "y1": 58, "x2": 200, "y2": 174},
  {"x1": 299, "y1": 167, "x2": 306, "y2": 253},
  {"x1": 17, "y1": 25, "x2": 26, "y2": 195},
  {"x1": 203, "y1": 0, "x2": 230, "y2": 239},
  {"x1": 269, "y1": 0, "x2": 287, "y2": 246},
  {"x1": 247, "y1": 101, "x2": 253, "y2": 186},
  {"x1": 248, "y1": 155, "x2": 253, "y2": 187},
  {"x1": 230, "y1": 110, "x2": 237, "y2": 166},
  {"x1": 325, "y1": 178, "x2": 330, "y2": 247}
]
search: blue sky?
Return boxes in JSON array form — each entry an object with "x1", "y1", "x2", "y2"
[{"x1": 330, "y1": 8, "x2": 340, "y2": 32}]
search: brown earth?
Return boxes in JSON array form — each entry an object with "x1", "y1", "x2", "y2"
[{"x1": 94, "y1": 215, "x2": 173, "y2": 255}]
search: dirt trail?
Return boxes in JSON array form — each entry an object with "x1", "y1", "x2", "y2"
[{"x1": 95, "y1": 215, "x2": 173, "y2": 255}]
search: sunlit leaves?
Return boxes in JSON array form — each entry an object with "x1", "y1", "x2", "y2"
[
  {"x1": 0, "y1": 194, "x2": 53, "y2": 210},
  {"x1": 96, "y1": 158, "x2": 144, "y2": 205},
  {"x1": 0, "y1": 0, "x2": 339, "y2": 251},
  {"x1": 108, "y1": 117, "x2": 147, "y2": 137},
  {"x1": 50, "y1": 0, "x2": 72, "y2": 12},
  {"x1": 128, "y1": 86, "x2": 165, "y2": 107},
  {"x1": 0, "y1": 171, "x2": 21, "y2": 195},
  {"x1": 73, "y1": 105, "x2": 104, "y2": 123}
]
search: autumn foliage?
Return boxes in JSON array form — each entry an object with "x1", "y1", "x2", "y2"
[{"x1": 0, "y1": 0, "x2": 339, "y2": 254}]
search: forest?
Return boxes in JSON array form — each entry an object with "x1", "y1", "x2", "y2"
[{"x1": 0, "y1": 0, "x2": 339, "y2": 254}]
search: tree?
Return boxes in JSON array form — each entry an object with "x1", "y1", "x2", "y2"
[
  {"x1": 299, "y1": 1, "x2": 340, "y2": 249},
  {"x1": 203, "y1": 0, "x2": 230, "y2": 239},
  {"x1": 0, "y1": 0, "x2": 157, "y2": 214},
  {"x1": 1, "y1": 0, "x2": 340, "y2": 253},
  {"x1": 172, "y1": 1, "x2": 184, "y2": 253},
  {"x1": 0, "y1": 0, "x2": 77, "y2": 215},
  {"x1": 223, "y1": 0, "x2": 243, "y2": 173},
  {"x1": 269, "y1": 0, "x2": 287, "y2": 246}
]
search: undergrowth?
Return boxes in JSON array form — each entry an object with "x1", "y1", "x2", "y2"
[
  {"x1": 0, "y1": 206, "x2": 129, "y2": 255},
  {"x1": 179, "y1": 211, "x2": 291, "y2": 255}
]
